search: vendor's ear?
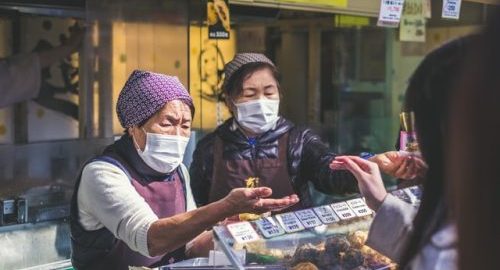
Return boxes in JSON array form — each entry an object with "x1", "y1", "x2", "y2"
[{"x1": 225, "y1": 96, "x2": 236, "y2": 115}]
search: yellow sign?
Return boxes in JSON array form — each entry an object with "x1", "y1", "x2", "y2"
[
  {"x1": 189, "y1": 26, "x2": 235, "y2": 130},
  {"x1": 278, "y1": 0, "x2": 347, "y2": 8},
  {"x1": 334, "y1": 15, "x2": 370, "y2": 27}
]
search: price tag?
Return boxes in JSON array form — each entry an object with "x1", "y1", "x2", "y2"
[
  {"x1": 346, "y1": 198, "x2": 373, "y2": 217},
  {"x1": 313, "y1": 205, "x2": 340, "y2": 224},
  {"x1": 275, "y1": 212, "x2": 305, "y2": 233},
  {"x1": 255, "y1": 217, "x2": 285, "y2": 238},
  {"x1": 442, "y1": 0, "x2": 462, "y2": 20},
  {"x1": 227, "y1": 222, "x2": 260, "y2": 244},
  {"x1": 330, "y1": 202, "x2": 356, "y2": 220},
  {"x1": 294, "y1": 209, "x2": 323, "y2": 228},
  {"x1": 377, "y1": 0, "x2": 405, "y2": 28}
]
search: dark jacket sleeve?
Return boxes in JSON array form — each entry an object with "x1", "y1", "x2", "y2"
[
  {"x1": 298, "y1": 128, "x2": 358, "y2": 195},
  {"x1": 189, "y1": 132, "x2": 216, "y2": 207}
]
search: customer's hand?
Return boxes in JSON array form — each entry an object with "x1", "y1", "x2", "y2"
[
  {"x1": 222, "y1": 187, "x2": 299, "y2": 216},
  {"x1": 334, "y1": 156, "x2": 387, "y2": 211},
  {"x1": 368, "y1": 151, "x2": 427, "y2": 180}
]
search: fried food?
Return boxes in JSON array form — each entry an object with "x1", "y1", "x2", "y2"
[{"x1": 291, "y1": 262, "x2": 319, "y2": 270}]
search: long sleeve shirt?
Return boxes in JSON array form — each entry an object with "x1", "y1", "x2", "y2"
[{"x1": 77, "y1": 161, "x2": 196, "y2": 257}]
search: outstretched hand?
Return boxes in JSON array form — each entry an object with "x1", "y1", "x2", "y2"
[
  {"x1": 334, "y1": 156, "x2": 388, "y2": 211},
  {"x1": 222, "y1": 187, "x2": 300, "y2": 215}
]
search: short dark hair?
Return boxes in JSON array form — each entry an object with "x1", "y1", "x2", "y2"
[{"x1": 220, "y1": 62, "x2": 281, "y2": 102}]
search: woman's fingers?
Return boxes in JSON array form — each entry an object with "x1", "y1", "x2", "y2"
[
  {"x1": 335, "y1": 156, "x2": 366, "y2": 179},
  {"x1": 330, "y1": 160, "x2": 347, "y2": 170},
  {"x1": 248, "y1": 187, "x2": 272, "y2": 199}
]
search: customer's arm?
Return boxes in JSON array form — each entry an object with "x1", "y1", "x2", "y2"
[
  {"x1": 79, "y1": 161, "x2": 298, "y2": 258},
  {"x1": 334, "y1": 156, "x2": 416, "y2": 262},
  {"x1": 365, "y1": 194, "x2": 416, "y2": 262}
]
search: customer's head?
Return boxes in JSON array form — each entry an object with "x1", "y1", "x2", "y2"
[
  {"x1": 117, "y1": 70, "x2": 194, "y2": 151},
  {"x1": 448, "y1": 15, "x2": 500, "y2": 270},
  {"x1": 399, "y1": 36, "x2": 473, "y2": 267},
  {"x1": 222, "y1": 53, "x2": 282, "y2": 134}
]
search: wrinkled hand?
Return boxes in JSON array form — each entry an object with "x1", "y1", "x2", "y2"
[
  {"x1": 334, "y1": 156, "x2": 387, "y2": 211},
  {"x1": 222, "y1": 187, "x2": 299, "y2": 216},
  {"x1": 185, "y1": 230, "x2": 214, "y2": 258},
  {"x1": 368, "y1": 151, "x2": 427, "y2": 180}
]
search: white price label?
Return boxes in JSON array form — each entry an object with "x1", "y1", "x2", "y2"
[
  {"x1": 442, "y1": 0, "x2": 462, "y2": 20},
  {"x1": 227, "y1": 222, "x2": 260, "y2": 244},
  {"x1": 255, "y1": 217, "x2": 285, "y2": 238},
  {"x1": 313, "y1": 205, "x2": 340, "y2": 224},
  {"x1": 331, "y1": 202, "x2": 356, "y2": 220},
  {"x1": 294, "y1": 209, "x2": 323, "y2": 228},
  {"x1": 377, "y1": 0, "x2": 405, "y2": 28},
  {"x1": 275, "y1": 212, "x2": 305, "y2": 233},
  {"x1": 346, "y1": 198, "x2": 373, "y2": 217}
]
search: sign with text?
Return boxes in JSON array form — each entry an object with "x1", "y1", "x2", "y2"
[
  {"x1": 313, "y1": 205, "x2": 340, "y2": 224},
  {"x1": 377, "y1": 0, "x2": 406, "y2": 28},
  {"x1": 442, "y1": 0, "x2": 462, "y2": 20},
  {"x1": 295, "y1": 209, "x2": 323, "y2": 228},
  {"x1": 208, "y1": 0, "x2": 230, "y2": 39},
  {"x1": 255, "y1": 217, "x2": 285, "y2": 238},
  {"x1": 227, "y1": 222, "x2": 260, "y2": 243},
  {"x1": 275, "y1": 212, "x2": 305, "y2": 233}
]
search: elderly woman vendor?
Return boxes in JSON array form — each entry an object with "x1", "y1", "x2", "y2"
[{"x1": 70, "y1": 70, "x2": 298, "y2": 270}]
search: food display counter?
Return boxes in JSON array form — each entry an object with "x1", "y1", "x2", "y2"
[{"x1": 163, "y1": 186, "x2": 421, "y2": 270}]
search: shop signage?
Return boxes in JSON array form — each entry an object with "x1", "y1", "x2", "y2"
[
  {"x1": 208, "y1": 0, "x2": 230, "y2": 39},
  {"x1": 442, "y1": 0, "x2": 462, "y2": 19},
  {"x1": 275, "y1": 212, "x2": 305, "y2": 233},
  {"x1": 255, "y1": 217, "x2": 286, "y2": 238},
  {"x1": 227, "y1": 221, "x2": 260, "y2": 243},
  {"x1": 334, "y1": 15, "x2": 370, "y2": 28},
  {"x1": 377, "y1": 0, "x2": 406, "y2": 28},
  {"x1": 313, "y1": 205, "x2": 340, "y2": 224},
  {"x1": 400, "y1": 0, "x2": 426, "y2": 42}
]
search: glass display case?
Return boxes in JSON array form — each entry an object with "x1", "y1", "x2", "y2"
[{"x1": 163, "y1": 186, "x2": 421, "y2": 270}]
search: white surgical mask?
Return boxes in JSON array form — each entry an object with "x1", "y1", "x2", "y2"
[
  {"x1": 134, "y1": 129, "x2": 190, "y2": 173},
  {"x1": 234, "y1": 98, "x2": 280, "y2": 134}
]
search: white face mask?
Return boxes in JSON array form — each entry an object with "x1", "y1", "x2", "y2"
[
  {"x1": 134, "y1": 129, "x2": 190, "y2": 174},
  {"x1": 234, "y1": 98, "x2": 280, "y2": 134}
]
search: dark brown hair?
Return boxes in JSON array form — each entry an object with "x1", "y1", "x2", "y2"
[
  {"x1": 399, "y1": 37, "x2": 470, "y2": 268},
  {"x1": 449, "y1": 14, "x2": 500, "y2": 270},
  {"x1": 221, "y1": 62, "x2": 281, "y2": 103}
]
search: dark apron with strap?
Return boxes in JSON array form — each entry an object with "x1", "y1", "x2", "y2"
[
  {"x1": 71, "y1": 154, "x2": 187, "y2": 270},
  {"x1": 208, "y1": 133, "x2": 301, "y2": 211}
]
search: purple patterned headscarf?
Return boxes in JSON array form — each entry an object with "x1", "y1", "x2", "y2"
[{"x1": 116, "y1": 70, "x2": 194, "y2": 128}]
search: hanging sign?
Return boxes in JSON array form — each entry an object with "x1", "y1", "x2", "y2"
[
  {"x1": 208, "y1": 0, "x2": 230, "y2": 39},
  {"x1": 377, "y1": 0, "x2": 406, "y2": 28},
  {"x1": 442, "y1": 0, "x2": 462, "y2": 20},
  {"x1": 400, "y1": 0, "x2": 426, "y2": 42},
  {"x1": 424, "y1": 0, "x2": 432, "y2": 18}
]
